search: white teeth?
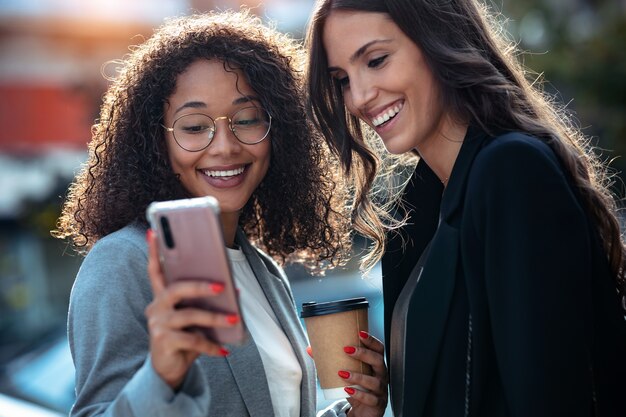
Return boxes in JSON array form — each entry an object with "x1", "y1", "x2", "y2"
[
  {"x1": 203, "y1": 166, "x2": 245, "y2": 178},
  {"x1": 372, "y1": 103, "x2": 403, "y2": 127}
]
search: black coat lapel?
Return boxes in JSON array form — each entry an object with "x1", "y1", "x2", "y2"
[{"x1": 393, "y1": 127, "x2": 491, "y2": 416}]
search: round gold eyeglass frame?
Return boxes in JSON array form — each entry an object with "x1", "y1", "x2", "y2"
[{"x1": 162, "y1": 107, "x2": 272, "y2": 152}]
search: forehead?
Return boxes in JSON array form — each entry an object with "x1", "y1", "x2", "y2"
[
  {"x1": 322, "y1": 10, "x2": 398, "y2": 65},
  {"x1": 170, "y1": 59, "x2": 255, "y2": 102}
]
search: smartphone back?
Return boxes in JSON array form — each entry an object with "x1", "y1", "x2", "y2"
[{"x1": 146, "y1": 196, "x2": 246, "y2": 346}]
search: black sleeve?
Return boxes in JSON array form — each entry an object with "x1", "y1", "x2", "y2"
[{"x1": 464, "y1": 136, "x2": 596, "y2": 416}]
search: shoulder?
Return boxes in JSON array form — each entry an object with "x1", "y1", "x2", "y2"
[
  {"x1": 475, "y1": 132, "x2": 560, "y2": 172},
  {"x1": 89, "y1": 222, "x2": 148, "y2": 256},
  {"x1": 79, "y1": 223, "x2": 148, "y2": 282},
  {"x1": 255, "y1": 247, "x2": 289, "y2": 283},
  {"x1": 470, "y1": 132, "x2": 566, "y2": 190},
  {"x1": 72, "y1": 222, "x2": 151, "y2": 307}
]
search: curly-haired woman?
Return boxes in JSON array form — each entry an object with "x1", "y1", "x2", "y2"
[
  {"x1": 54, "y1": 10, "x2": 388, "y2": 417},
  {"x1": 305, "y1": 0, "x2": 626, "y2": 416}
]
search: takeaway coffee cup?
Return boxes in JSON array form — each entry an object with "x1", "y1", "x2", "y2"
[{"x1": 300, "y1": 297, "x2": 372, "y2": 399}]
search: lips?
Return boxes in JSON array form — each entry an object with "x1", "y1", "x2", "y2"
[{"x1": 200, "y1": 164, "x2": 248, "y2": 188}]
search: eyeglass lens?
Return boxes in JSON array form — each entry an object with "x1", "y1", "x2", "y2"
[{"x1": 173, "y1": 107, "x2": 270, "y2": 151}]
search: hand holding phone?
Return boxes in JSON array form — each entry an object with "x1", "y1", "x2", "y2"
[{"x1": 146, "y1": 196, "x2": 247, "y2": 346}]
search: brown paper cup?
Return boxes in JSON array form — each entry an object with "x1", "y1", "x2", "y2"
[{"x1": 301, "y1": 297, "x2": 372, "y2": 399}]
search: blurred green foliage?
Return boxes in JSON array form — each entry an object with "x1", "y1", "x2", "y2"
[{"x1": 499, "y1": 0, "x2": 626, "y2": 197}]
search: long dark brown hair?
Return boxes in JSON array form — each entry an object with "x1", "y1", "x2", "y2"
[
  {"x1": 305, "y1": 0, "x2": 626, "y2": 295},
  {"x1": 53, "y1": 10, "x2": 351, "y2": 272}
]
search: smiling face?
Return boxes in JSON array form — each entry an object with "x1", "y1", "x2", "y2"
[
  {"x1": 322, "y1": 10, "x2": 449, "y2": 155},
  {"x1": 163, "y1": 59, "x2": 271, "y2": 222}
]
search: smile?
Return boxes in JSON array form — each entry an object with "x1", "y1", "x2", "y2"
[
  {"x1": 202, "y1": 166, "x2": 246, "y2": 178},
  {"x1": 372, "y1": 101, "x2": 403, "y2": 127}
]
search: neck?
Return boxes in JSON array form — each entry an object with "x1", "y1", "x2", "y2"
[
  {"x1": 416, "y1": 119, "x2": 468, "y2": 186},
  {"x1": 220, "y1": 211, "x2": 240, "y2": 249}
]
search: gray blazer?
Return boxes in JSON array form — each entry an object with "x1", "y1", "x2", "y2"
[{"x1": 68, "y1": 223, "x2": 345, "y2": 417}]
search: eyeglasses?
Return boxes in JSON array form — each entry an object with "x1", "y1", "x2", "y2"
[{"x1": 163, "y1": 106, "x2": 272, "y2": 152}]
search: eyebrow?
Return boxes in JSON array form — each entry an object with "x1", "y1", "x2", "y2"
[
  {"x1": 327, "y1": 39, "x2": 392, "y2": 72},
  {"x1": 174, "y1": 96, "x2": 258, "y2": 115}
]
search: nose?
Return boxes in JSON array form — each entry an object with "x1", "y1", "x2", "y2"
[
  {"x1": 346, "y1": 74, "x2": 377, "y2": 115},
  {"x1": 206, "y1": 117, "x2": 242, "y2": 156}
]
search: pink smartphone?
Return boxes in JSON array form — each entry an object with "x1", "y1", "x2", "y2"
[{"x1": 146, "y1": 196, "x2": 247, "y2": 346}]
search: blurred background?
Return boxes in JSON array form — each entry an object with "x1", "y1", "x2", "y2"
[{"x1": 0, "y1": 0, "x2": 624, "y2": 415}]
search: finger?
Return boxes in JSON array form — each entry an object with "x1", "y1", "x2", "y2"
[
  {"x1": 162, "y1": 308, "x2": 240, "y2": 331},
  {"x1": 338, "y1": 369, "x2": 385, "y2": 395},
  {"x1": 358, "y1": 330, "x2": 385, "y2": 354},
  {"x1": 151, "y1": 326, "x2": 228, "y2": 357},
  {"x1": 343, "y1": 385, "x2": 386, "y2": 408},
  {"x1": 345, "y1": 344, "x2": 387, "y2": 376},
  {"x1": 146, "y1": 229, "x2": 166, "y2": 294},
  {"x1": 179, "y1": 331, "x2": 231, "y2": 358},
  {"x1": 160, "y1": 280, "x2": 225, "y2": 309}
]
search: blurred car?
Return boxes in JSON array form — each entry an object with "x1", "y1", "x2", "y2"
[
  {"x1": 0, "y1": 332, "x2": 74, "y2": 415},
  {"x1": 0, "y1": 393, "x2": 65, "y2": 417}
]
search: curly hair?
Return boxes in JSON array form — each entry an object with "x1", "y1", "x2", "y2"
[
  {"x1": 305, "y1": 0, "x2": 626, "y2": 294},
  {"x1": 53, "y1": 10, "x2": 352, "y2": 272}
]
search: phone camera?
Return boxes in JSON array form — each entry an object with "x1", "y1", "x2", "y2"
[{"x1": 159, "y1": 216, "x2": 175, "y2": 249}]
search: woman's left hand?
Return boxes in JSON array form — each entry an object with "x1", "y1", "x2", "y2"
[{"x1": 341, "y1": 331, "x2": 388, "y2": 417}]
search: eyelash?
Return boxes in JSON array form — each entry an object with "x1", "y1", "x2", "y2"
[
  {"x1": 368, "y1": 55, "x2": 388, "y2": 68},
  {"x1": 335, "y1": 54, "x2": 389, "y2": 88}
]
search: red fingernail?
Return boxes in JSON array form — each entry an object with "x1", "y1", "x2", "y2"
[
  {"x1": 146, "y1": 229, "x2": 153, "y2": 241},
  {"x1": 211, "y1": 283, "x2": 225, "y2": 293},
  {"x1": 359, "y1": 330, "x2": 369, "y2": 339},
  {"x1": 226, "y1": 314, "x2": 239, "y2": 324},
  {"x1": 219, "y1": 347, "x2": 230, "y2": 356},
  {"x1": 343, "y1": 346, "x2": 356, "y2": 354},
  {"x1": 306, "y1": 346, "x2": 313, "y2": 358},
  {"x1": 344, "y1": 387, "x2": 355, "y2": 395},
  {"x1": 338, "y1": 370, "x2": 350, "y2": 379}
]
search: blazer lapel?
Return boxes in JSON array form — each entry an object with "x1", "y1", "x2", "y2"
[
  {"x1": 236, "y1": 229, "x2": 317, "y2": 417},
  {"x1": 440, "y1": 126, "x2": 491, "y2": 222},
  {"x1": 223, "y1": 339, "x2": 275, "y2": 417},
  {"x1": 397, "y1": 222, "x2": 459, "y2": 415},
  {"x1": 396, "y1": 127, "x2": 491, "y2": 416}
]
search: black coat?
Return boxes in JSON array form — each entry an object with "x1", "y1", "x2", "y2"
[{"x1": 382, "y1": 127, "x2": 626, "y2": 417}]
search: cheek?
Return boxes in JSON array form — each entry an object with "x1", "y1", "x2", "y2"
[
  {"x1": 342, "y1": 93, "x2": 359, "y2": 118},
  {"x1": 167, "y1": 143, "x2": 194, "y2": 175}
]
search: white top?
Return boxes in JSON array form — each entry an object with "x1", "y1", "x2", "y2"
[{"x1": 226, "y1": 247, "x2": 302, "y2": 417}]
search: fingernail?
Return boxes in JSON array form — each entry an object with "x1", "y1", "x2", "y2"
[
  {"x1": 343, "y1": 346, "x2": 356, "y2": 354},
  {"x1": 359, "y1": 330, "x2": 369, "y2": 339},
  {"x1": 219, "y1": 347, "x2": 230, "y2": 356},
  {"x1": 306, "y1": 346, "x2": 313, "y2": 358},
  {"x1": 146, "y1": 229, "x2": 153, "y2": 241},
  {"x1": 210, "y1": 283, "x2": 225, "y2": 293},
  {"x1": 338, "y1": 370, "x2": 350, "y2": 379},
  {"x1": 344, "y1": 387, "x2": 355, "y2": 395},
  {"x1": 226, "y1": 314, "x2": 239, "y2": 324}
]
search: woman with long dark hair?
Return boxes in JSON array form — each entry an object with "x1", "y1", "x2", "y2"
[{"x1": 305, "y1": 0, "x2": 626, "y2": 415}]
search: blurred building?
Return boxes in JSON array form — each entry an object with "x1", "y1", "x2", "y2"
[{"x1": 0, "y1": 0, "x2": 313, "y2": 366}]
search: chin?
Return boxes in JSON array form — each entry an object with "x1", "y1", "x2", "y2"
[{"x1": 381, "y1": 140, "x2": 414, "y2": 155}]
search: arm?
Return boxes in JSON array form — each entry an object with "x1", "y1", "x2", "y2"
[
  {"x1": 466, "y1": 136, "x2": 594, "y2": 415},
  {"x1": 68, "y1": 228, "x2": 211, "y2": 417}
]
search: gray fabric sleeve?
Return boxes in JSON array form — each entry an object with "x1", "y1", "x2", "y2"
[{"x1": 67, "y1": 228, "x2": 211, "y2": 417}]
